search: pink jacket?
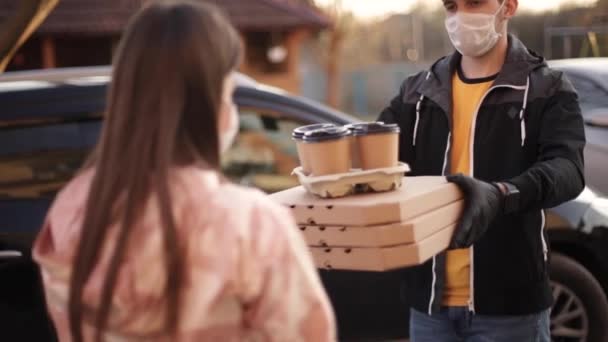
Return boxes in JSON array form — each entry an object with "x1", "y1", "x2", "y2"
[{"x1": 33, "y1": 167, "x2": 335, "y2": 341}]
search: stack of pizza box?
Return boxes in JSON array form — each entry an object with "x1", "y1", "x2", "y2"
[{"x1": 270, "y1": 176, "x2": 464, "y2": 271}]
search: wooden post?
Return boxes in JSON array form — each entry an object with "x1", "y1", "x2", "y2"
[
  {"x1": 110, "y1": 36, "x2": 121, "y2": 57},
  {"x1": 543, "y1": 29, "x2": 552, "y2": 60},
  {"x1": 41, "y1": 36, "x2": 56, "y2": 68},
  {"x1": 563, "y1": 36, "x2": 572, "y2": 59},
  {"x1": 285, "y1": 29, "x2": 308, "y2": 93},
  {"x1": 326, "y1": 26, "x2": 344, "y2": 108},
  {"x1": 238, "y1": 31, "x2": 252, "y2": 74}
]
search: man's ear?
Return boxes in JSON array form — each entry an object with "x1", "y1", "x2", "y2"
[{"x1": 504, "y1": 0, "x2": 518, "y2": 19}]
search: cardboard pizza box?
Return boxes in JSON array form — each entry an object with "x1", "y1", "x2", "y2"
[
  {"x1": 270, "y1": 176, "x2": 463, "y2": 226},
  {"x1": 310, "y1": 224, "x2": 456, "y2": 271},
  {"x1": 300, "y1": 200, "x2": 463, "y2": 247}
]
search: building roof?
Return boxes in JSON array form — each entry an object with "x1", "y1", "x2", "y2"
[
  {"x1": 206, "y1": 0, "x2": 331, "y2": 30},
  {"x1": 0, "y1": 0, "x2": 331, "y2": 35}
]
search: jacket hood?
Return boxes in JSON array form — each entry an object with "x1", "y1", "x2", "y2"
[{"x1": 418, "y1": 34, "x2": 547, "y2": 116}]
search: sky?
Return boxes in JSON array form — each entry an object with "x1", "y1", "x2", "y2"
[{"x1": 314, "y1": 0, "x2": 597, "y2": 20}]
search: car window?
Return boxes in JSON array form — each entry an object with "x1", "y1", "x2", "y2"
[
  {"x1": 566, "y1": 74, "x2": 608, "y2": 114},
  {"x1": 222, "y1": 108, "x2": 304, "y2": 193},
  {"x1": 0, "y1": 108, "x2": 306, "y2": 200},
  {"x1": 0, "y1": 120, "x2": 100, "y2": 199}
]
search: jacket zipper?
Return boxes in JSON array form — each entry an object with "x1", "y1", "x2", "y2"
[
  {"x1": 541, "y1": 210, "x2": 548, "y2": 262},
  {"x1": 428, "y1": 132, "x2": 452, "y2": 315},
  {"x1": 428, "y1": 256, "x2": 437, "y2": 315},
  {"x1": 467, "y1": 83, "x2": 528, "y2": 314}
]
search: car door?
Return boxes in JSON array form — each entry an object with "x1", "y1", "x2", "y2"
[
  {"x1": 584, "y1": 118, "x2": 608, "y2": 197},
  {"x1": 559, "y1": 71, "x2": 608, "y2": 196},
  {"x1": 0, "y1": 114, "x2": 101, "y2": 240},
  {"x1": 0, "y1": 114, "x2": 101, "y2": 341}
]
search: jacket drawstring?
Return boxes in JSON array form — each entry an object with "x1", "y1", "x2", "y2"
[
  {"x1": 414, "y1": 74, "x2": 530, "y2": 147},
  {"x1": 413, "y1": 94, "x2": 424, "y2": 146},
  {"x1": 413, "y1": 72, "x2": 432, "y2": 147},
  {"x1": 520, "y1": 76, "x2": 530, "y2": 147}
]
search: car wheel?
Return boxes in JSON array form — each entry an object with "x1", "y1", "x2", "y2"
[{"x1": 550, "y1": 253, "x2": 608, "y2": 342}]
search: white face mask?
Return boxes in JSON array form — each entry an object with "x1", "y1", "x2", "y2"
[
  {"x1": 445, "y1": 0, "x2": 506, "y2": 57},
  {"x1": 218, "y1": 73, "x2": 239, "y2": 154},
  {"x1": 219, "y1": 103, "x2": 239, "y2": 154}
]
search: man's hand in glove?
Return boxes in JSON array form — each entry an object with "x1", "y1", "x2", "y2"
[{"x1": 446, "y1": 174, "x2": 505, "y2": 249}]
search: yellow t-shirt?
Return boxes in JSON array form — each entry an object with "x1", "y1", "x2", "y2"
[{"x1": 442, "y1": 69, "x2": 495, "y2": 307}]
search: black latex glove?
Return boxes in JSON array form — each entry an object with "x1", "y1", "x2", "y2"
[{"x1": 446, "y1": 174, "x2": 504, "y2": 249}]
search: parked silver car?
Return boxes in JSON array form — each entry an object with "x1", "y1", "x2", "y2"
[{"x1": 550, "y1": 58, "x2": 608, "y2": 196}]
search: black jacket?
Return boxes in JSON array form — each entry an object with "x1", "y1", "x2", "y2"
[{"x1": 378, "y1": 35, "x2": 586, "y2": 316}]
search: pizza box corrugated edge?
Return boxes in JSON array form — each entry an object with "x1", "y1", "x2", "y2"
[
  {"x1": 300, "y1": 199, "x2": 463, "y2": 247},
  {"x1": 270, "y1": 176, "x2": 463, "y2": 226},
  {"x1": 310, "y1": 224, "x2": 456, "y2": 272}
]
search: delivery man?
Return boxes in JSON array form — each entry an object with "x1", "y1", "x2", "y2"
[{"x1": 378, "y1": 0, "x2": 586, "y2": 340}]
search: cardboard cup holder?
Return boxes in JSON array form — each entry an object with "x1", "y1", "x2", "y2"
[
  {"x1": 292, "y1": 162, "x2": 411, "y2": 198},
  {"x1": 292, "y1": 122, "x2": 404, "y2": 198}
]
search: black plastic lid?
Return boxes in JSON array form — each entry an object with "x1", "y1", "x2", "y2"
[
  {"x1": 302, "y1": 126, "x2": 351, "y2": 142},
  {"x1": 346, "y1": 121, "x2": 400, "y2": 136},
  {"x1": 292, "y1": 123, "x2": 336, "y2": 140}
]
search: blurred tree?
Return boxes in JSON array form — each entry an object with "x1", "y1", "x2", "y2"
[
  {"x1": 0, "y1": 0, "x2": 59, "y2": 71},
  {"x1": 326, "y1": 0, "x2": 344, "y2": 108},
  {"x1": 314, "y1": 0, "x2": 355, "y2": 108},
  {"x1": 310, "y1": 0, "x2": 605, "y2": 113}
]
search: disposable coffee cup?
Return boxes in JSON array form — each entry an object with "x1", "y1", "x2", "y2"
[
  {"x1": 292, "y1": 123, "x2": 335, "y2": 174},
  {"x1": 344, "y1": 123, "x2": 370, "y2": 169},
  {"x1": 349, "y1": 122, "x2": 400, "y2": 170},
  {"x1": 302, "y1": 126, "x2": 352, "y2": 176}
]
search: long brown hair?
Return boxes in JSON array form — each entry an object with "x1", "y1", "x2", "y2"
[{"x1": 68, "y1": 1, "x2": 241, "y2": 341}]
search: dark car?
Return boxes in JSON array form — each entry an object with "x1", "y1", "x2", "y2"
[
  {"x1": 1, "y1": 67, "x2": 608, "y2": 342},
  {"x1": 0, "y1": 67, "x2": 372, "y2": 341}
]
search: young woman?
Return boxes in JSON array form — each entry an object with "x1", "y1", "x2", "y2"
[{"x1": 33, "y1": 1, "x2": 335, "y2": 341}]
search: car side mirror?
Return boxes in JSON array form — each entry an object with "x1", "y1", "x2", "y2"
[
  {"x1": 585, "y1": 113, "x2": 608, "y2": 128},
  {"x1": 261, "y1": 115, "x2": 279, "y2": 131}
]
